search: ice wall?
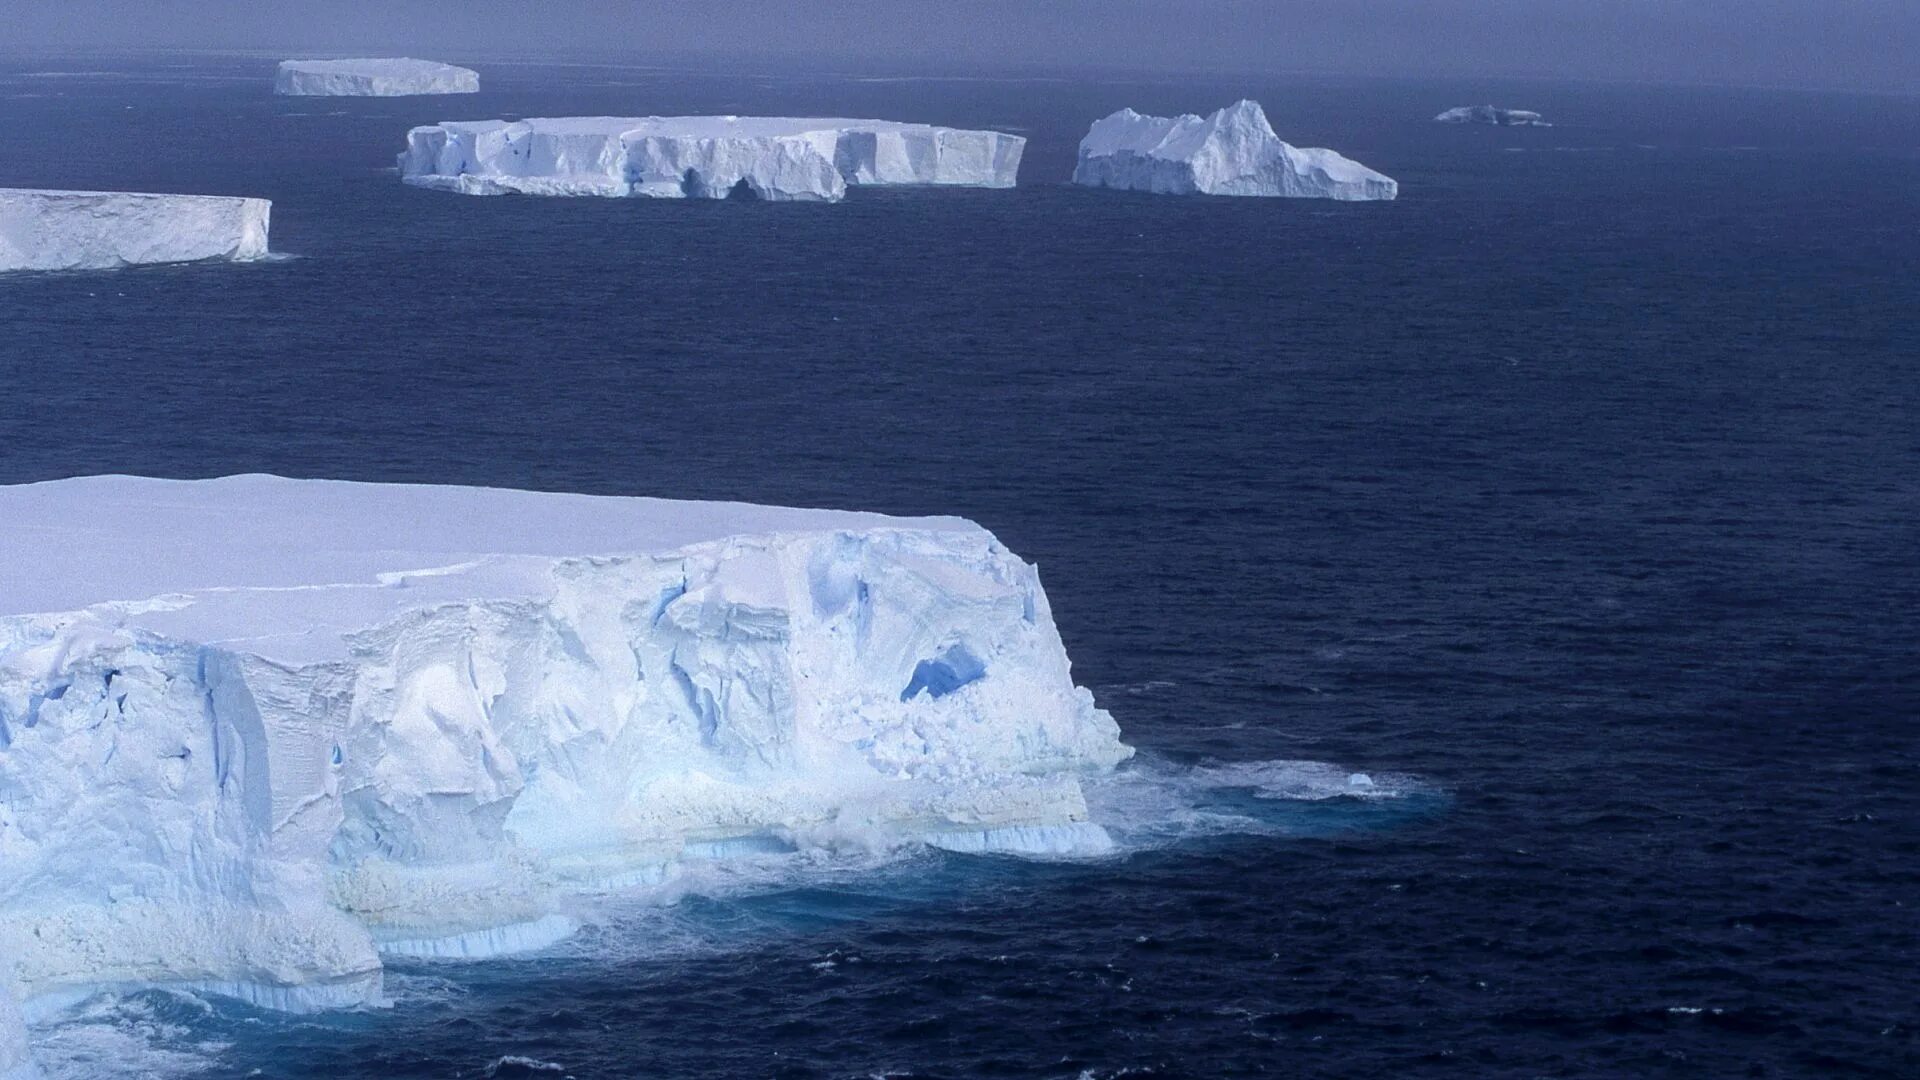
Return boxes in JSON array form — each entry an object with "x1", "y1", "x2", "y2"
[
  {"x1": 0, "y1": 476, "x2": 1128, "y2": 1014},
  {"x1": 0, "y1": 190, "x2": 270, "y2": 273}
]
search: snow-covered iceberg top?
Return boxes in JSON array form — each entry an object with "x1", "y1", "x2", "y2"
[
  {"x1": 0, "y1": 189, "x2": 269, "y2": 273},
  {"x1": 399, "y1": 115, "x2": 1026, "y2": 202},
  {"x1": 275, "y1": 58, "x2": 478, "y2": 96},
  {"x1": 1435, "y1": 105, "x2": 1549, "y2": 127},
  {"x1": 0, "y1": 475, "x2": 1128, "y2": 1021},
  {"x1": 1072, "y1": 100, "x2": 1396, "y2": 201}
]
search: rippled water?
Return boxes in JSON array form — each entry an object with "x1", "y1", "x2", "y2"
[{"x1": 1, "y1": 54, "x2": 1916, "y2": 1078}]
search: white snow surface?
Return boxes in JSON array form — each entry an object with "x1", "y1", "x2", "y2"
[
  {"x1": 275, "y1": 58, "x2": 478, "y2": 96},
  {"x1": 0, "y1": 190, "x2": 270, "y2": 273},
  {"x1": 398, "y1": 115, "x2": 1026, "y2": 201},
  {"x1": 1072, "y1": 100, "x2": 1397, "y2": 201},
  {"x1": 0, "y1": 475, "x2": 1129, "y2": 1019},
  {"x1": 1435, "y1": 105, "x2": 1550, "y2": 127}
]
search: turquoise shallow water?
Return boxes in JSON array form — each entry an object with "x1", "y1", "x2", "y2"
[{"x1": 1, "y1": 54, "x2": 1916, "y2": 1078}]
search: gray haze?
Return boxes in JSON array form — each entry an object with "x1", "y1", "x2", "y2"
[{"x1": 8, "y1": 1, "x2": 1918, "y2": 93}]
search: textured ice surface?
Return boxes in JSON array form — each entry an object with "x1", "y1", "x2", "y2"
[
  {"x1": 1435, "y1": 105, "x2": 1550, "y2": 127},
  {"x1": 0, "y1": 189, "x2": 270, "y2": 273},
  {"x1": 1072, "y1": 100, "x2": 1396, "y2": 201},
  {"x1": 0, "y1": 985, "x2": 32, "y2": 1080},
  {"x1": 275, "y1": 58, "x2": 478, "y2": 97},
  {"x1": 0, "y1": 475, "x2": 1128, "y2": 1024},
  {"x1": 398, "y1": 115, "x2": 1026, "y2": 202}
]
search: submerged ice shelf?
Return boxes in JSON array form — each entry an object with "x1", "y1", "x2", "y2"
[
  {"x1": 0, "y1": 475, "x2": 1129, "y2": 1038},
  {"x1": 0, "y1": 189, "x2": 270, "y2": 273},
  {"x1": 1072, "y1": 100, "x2": 1396, "y2": 201},
  {"x1": 398, "y1": 115, "x2": 1026, "y2": 201},
  {"x1": 275, "y1": 58, "x2": 478, "y2": 96}
]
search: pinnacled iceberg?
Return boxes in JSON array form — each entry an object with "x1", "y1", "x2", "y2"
[
  {"x1": 398, "y1": 115, "x2": 1026, "y2": 202},
  {"x1": 1435, "y1": 105, "x2": 1550, "y2": 127},
  {"x1": 0, "y1": 189, "x2": 270, "y2": 273},
  {"x1": 275, "y1": 58, "x2": 479, "y2": 96},
  {"x1": 0, "y1": 475, "x2": 1128, "y2": 1019},
  {"x1": 1072, "y1": 100, "x2": 1396, "y2": 201}
]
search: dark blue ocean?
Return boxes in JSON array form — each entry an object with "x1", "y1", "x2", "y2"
[{"x1": 2, "y1": 53, "x2": 1917, "y2": 1079}]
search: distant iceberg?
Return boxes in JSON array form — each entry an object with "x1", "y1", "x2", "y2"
[
  {"x1": 0, "y1": 475, "x2": 1129, "y2": 1024},
  {"x1": 276, "y1": 58, "x2": 478, "y2": 96},
  {"x1": 398, "y1": 115, "x2": 1026, "y2": 202},
  {"x1": 1072, "y1": 100, "x2": 1396, "y2": 201},
  {"x1": 0, "y1": 189, "x2": 270, "y2": 272},
  {"x1": 1435, "y1": 105, "x2": 1550, "y2": 127}
]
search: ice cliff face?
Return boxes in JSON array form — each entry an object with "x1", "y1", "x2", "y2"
[
  {"x1": 0, "y1": 190, "x2": 270, "y2": 273},
  {"x1": 1072, "y1": 100, "x2": 1396, "y2": 201},
  {"x1": 1435, "y1": 105, "x2": 1550, "y2": 127},
  {"x1": 275, "y1": 58, "x2": 479, "y2": 97},
  {"x1": 0, "y1": 476, "x2": 1128, "y2": 1022},
  {"x1": 398, "y1": 116, "x2": 1026, "y2": 202}
]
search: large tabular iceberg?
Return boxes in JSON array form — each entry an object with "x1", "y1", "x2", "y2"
[
  {"x1": 1435, "y1": 105, "x2": 1550, "y2": 127},
  {"x1": 1072, "y1": 100, "x2": 1396, "y2": 201},
  {"x1": 275, "y1": 58, "x2": 478, "y2": 96},
  {"x1": 398, "y1": 115, "x2": 1026, "y2": 202},
  {"x1": 0, "y1": 475, "x2": 1128, "y2": 1026},
  {"x1": 0, "y1": 189, "x2": 270, "y2": 273}
]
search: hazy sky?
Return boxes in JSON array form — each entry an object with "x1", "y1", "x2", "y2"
[{"x1": 8, "y1": 1, "x2": 1918, "y2": 93}]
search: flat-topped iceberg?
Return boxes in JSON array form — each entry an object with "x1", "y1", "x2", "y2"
[
  {"x1": 276, "y1": 58, "x2": 478, "y2": 96},
  {"x1": 0, "y1": 189, "x2": 270, "y2": 273},
  {"x1": 1435, "y1": 105, "x2": 1549, "y2": 127},
  {"x1": 399, "y1": 115, "x2": 1026, "y2": 202},
  {"x1": 1072, "y1": 100, "x2": 1396, "y2": 201},
  {"x1": 0, "y1": 475, "x2": 1128, "y2": 1020}
]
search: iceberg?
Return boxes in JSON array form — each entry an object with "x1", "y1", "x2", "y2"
[
  {"x1": 1072, "y1": 100, "x2": 1396, "y2": 201},
  {"x1": 275, "y1": 58, "x2": 478, "y2": 97},
  {"x1": 1435, "y1": 105, "x2": 1550, "y2": 127},
  {"x1": 0, "y1": 475, "x2": 1128, "y2": 1017},
  {"x1": 398, "y1": 115, "x2": 1026, "y2": 202},
  {"x1": 0, "y1": 189, "x2": 270, "y2": 273}
]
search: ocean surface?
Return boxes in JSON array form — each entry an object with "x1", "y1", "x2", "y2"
[{"x1": 1, "y1": 53, "x2": 1917, "y2": 1079}]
